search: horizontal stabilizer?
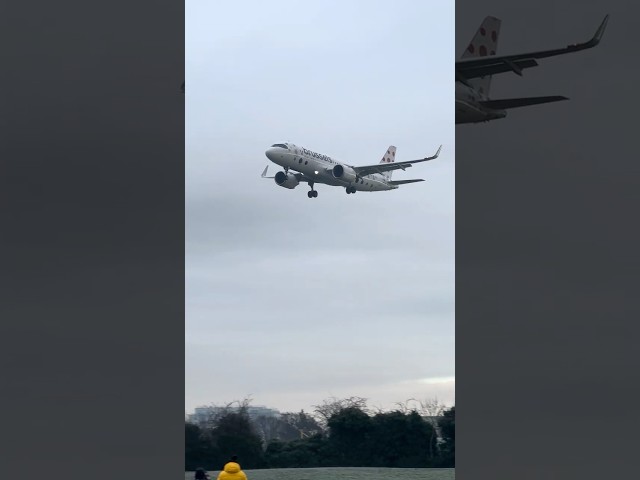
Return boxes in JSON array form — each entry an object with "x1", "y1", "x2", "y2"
[
  {"x1": 480, "y1": 96, "x2": 568, "y2": 110},
  {"x1": 388, "y1": 179, "x2": 425, "y2": 186}
]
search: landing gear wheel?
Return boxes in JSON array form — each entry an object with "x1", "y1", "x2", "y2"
[
  {"x1": 307, "y1": 182, "x2": 317, "y2": 199},
  {"x1": 346, "y1": 187, "x2": 356, "y2": 194}
]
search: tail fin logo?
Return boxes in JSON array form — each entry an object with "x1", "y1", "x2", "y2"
[
  {"x1": 380, "y1": 146, "x2": 396, "y2": 164},
  {"x1": 462, "y1": 16, "x2": 501, "y2": 59},
  {"x1": 462, "y1": 16, "x2": 501, "y2": 96}
]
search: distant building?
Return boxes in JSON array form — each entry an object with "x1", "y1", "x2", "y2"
[
  {"x1": 187, "y1": 405, "x2": 281, "y2": 426},
  {"x1": 245, "y1": 405, "x2": 281, "y2": 419}
]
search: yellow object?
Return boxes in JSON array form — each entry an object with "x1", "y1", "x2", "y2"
[{"x1": 216, "y1": 462, "x2": 247, "y2": 480}]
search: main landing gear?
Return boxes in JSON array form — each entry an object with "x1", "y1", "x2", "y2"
[
  {"x1": 307, "y1": 182, "x2": 318, "y2": 199},
  {"x1": 345, "y1": 186, "x2": 356, "y2": 194}
]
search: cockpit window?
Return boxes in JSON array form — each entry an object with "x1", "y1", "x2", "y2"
[{"x1": 271, "y1": 143, "x2": 289, "y2": 149}]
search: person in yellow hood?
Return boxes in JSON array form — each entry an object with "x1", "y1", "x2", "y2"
[{"x1": 217, "y1": 456, "x2": 247, "y2": 480}]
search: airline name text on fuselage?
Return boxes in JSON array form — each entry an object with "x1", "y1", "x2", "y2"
[{"x1": 301, "y1": 147, "x2": 335, "y2": 164}]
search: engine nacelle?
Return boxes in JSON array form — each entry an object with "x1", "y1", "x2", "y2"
[
  {"x1": 332, "y1": 164, "x2": 357, "y2": 184},
  {"x1": 274, "y1": 171, "x2": 300, "y2": 189}
]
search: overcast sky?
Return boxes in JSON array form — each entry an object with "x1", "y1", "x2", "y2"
[{"x1": 185, "y1": 0, "x2": 454, "y2": 414}]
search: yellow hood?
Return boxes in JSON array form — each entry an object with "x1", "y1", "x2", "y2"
[{"x1": 223, "y1": 462, "x2": 241, "y2": 474}]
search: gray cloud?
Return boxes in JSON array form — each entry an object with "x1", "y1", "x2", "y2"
[{"x1": 186, "y1": 0, "x2": 454, "y2": 413}]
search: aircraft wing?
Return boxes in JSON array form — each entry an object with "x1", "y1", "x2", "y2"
[
  {"x1": 456, "y1": 14, "x2": 608, "y2": 82},
  {"x1": 352, "y1": 146, "x2": 441, "y2": 177}
]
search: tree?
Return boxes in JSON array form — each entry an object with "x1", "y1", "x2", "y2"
[
  {"x1": 326, "y1": 406, "x2": 373, "y2": 466},
  {"x1": 252, "y1": 410, "x2": 322, "y2": 447},
  {"x1": 369, "y1": 411, "x2": 411, "y2": 467},
  {"x1": 404, "y1": 410, "x2": 435, "y2": 467},
  {"x1": 399, "y1": 397, "x2": 446, "y2": 461},
  {"x1": 186, "y1": 396, "x2": 454, "y2": 470},
  {"x1": 265, "y1": 434, "x2": 329, "y2": 468},
  {"x1": 281, "y1": 410, "x2": 322, "y2": 439},
  {"x1": 185, "y1": 422, "x2": 218, "y2": 471},
  {"x1": 214, "y1": 410, "x2": 265, "y2": 468},
  {"x1": 438, "y1": 406, "x2": 455, "y2": 467},
  {"x1": 368, "y1": 410, "x2": 433, "y2": 467},
  {"x1": 416, "y1": 398, "x2": 445, "y2": 460},
  {"x1": 312, "y1": 396, "x2": 369, "y2": 432}
]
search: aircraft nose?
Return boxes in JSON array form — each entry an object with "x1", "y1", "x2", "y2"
[{"x1": 265, "y1": 148, "x2": 276, "y2": 160}]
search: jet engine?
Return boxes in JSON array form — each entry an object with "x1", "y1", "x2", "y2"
[
  {"x1": 332, "y1": 164, "x2": 357, "y2": 184},
  {"x1": 274, "y1": 171, "x2": 300, "y2": 189}
]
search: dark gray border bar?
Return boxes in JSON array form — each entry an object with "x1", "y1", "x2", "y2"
[
  {"x1": 456, "y1": 1, "x2": 639, "y2": 478},
  {"x1": 1, "y1": 1, "x2": 185, "y2": 477}
]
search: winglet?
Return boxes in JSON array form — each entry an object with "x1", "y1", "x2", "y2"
[
  {"x1": 261, "y1": 165, "x2": 276, "y2": 179},
  {"x1": 426, "y1": 145, "x2": 442, "y2": 161},
  {"x1": 587, "y1": 14, "x2": 609, "y2": 47},
  {"x1": 571, "y1": 14, "x2": 609, "y2": 49}
]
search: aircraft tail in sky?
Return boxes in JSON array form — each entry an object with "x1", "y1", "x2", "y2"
[
  {"x1": 461, "y1": 16, "x2": 502, "y2": 96},
  {"x1": 379, "y1": 146, "x2": 396, "y2": 180}
]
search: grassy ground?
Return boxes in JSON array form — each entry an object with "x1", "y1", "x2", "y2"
[{"x1": 186, "y1": 467, "x2": 455, "y2": 480}]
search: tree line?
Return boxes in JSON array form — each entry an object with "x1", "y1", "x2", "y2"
[{"x1": 185, "y1": 397, "x2": 455, "y2": 471}]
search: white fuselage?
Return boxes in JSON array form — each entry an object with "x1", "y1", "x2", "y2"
[
  {"x1": 265, "y1": 143, "x2": 397, "y2": 192},
  {"x1": 455, "y1": 82, "x2": 506, "y2": 124}
]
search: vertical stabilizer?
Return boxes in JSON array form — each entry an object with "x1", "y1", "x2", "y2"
[
  {"x1": 461, "y1": 16, "x2": 501, "y2": 96},
  {"x1": 379, "y1": 146, "x2": 396, "y2": 180}
]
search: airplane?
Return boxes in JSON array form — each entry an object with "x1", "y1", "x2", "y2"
[
  {"x1": 456, "y1": 14, "x2": 609, "y2": 124},
  {"x1": 262, "y1": 143, "x2": 442, "y2": 199}
]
